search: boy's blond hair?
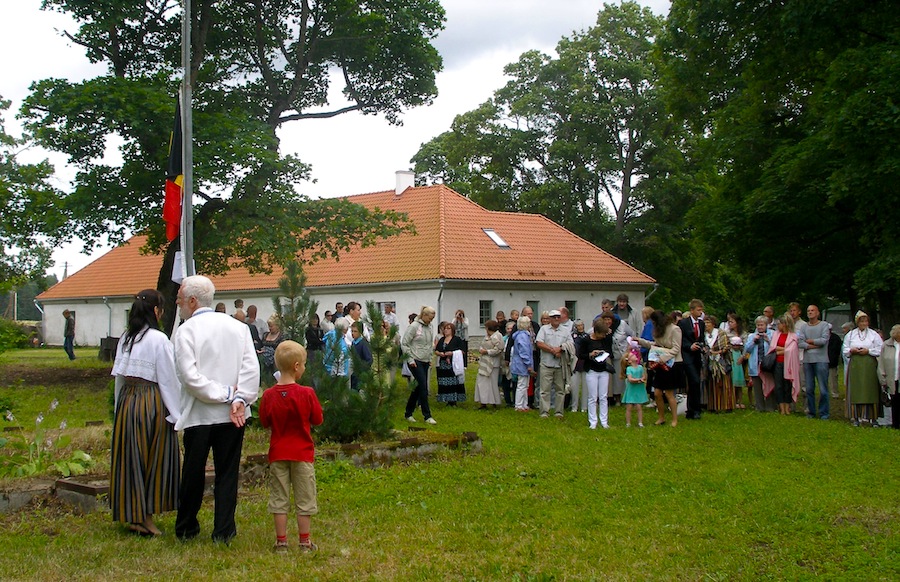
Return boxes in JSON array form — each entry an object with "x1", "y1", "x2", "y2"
[{"x1": 274, "y1": 340, "x2": 308, "y2": 373}]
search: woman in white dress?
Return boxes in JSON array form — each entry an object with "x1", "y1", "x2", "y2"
[
  {"x1": 842, "y1": 311, "x2": 883, "y2": 425},
  {"x1": 110, "y1": 289, "x2": 181, "y2": 537},
  {"x1": 474, "y1": 320, "x2": 504, "y2": 408}
]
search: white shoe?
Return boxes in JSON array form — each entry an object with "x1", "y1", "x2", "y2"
[
  {"x1": 406, "y1": 416, "x2": 417, "y2": 423},
  {"x1": 601, "y1": 424, "x2": 610, "y2": 429},
  {"x1": 425, "y1": 417, "x2": 437, "y2": 425}
]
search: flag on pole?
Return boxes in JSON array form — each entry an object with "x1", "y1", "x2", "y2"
[{"x1": 162, "y1": 99, "x2": 183, "y2": 242}]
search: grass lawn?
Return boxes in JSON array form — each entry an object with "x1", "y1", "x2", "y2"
[{"x1": 0, "y1": 350, "x2": 898, "y2": 580}]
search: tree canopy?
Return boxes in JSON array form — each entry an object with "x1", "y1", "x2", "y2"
[
  {"x1": 661, "y1": 0, "x2": 900, "y2": 322},
  {"x1": 413, "y1": 0, "x2": 900, "y2": 319},
  {"x1": 22, "y1": 0, "x2": 445, "y2": 277},
  {"x1": 0, "y1": 98, "x2": 65, "y2": 293}
]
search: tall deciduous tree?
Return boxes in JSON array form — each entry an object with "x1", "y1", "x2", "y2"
[
  {"x1": 0, "y1": 98, "x2": 64, "y2": 293},
  {"x1": 22, "y1": 0, "x2": 444, "y2": 325},
  {"x1": 661, "y1": 0, "x2": 900, "y2": 323},
  {"x1": 413, "y1": 2, "x2": 705, "y2": 306}
]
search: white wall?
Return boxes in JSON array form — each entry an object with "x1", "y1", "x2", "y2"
[
  {"x1": 41, "y1": 285, "x2": 648, "y2": 346},
  {"x1": 41, "y1": 299, "x2": 131, "y2": 347}
]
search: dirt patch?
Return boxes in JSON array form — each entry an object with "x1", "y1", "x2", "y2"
[{"x1": 0, "y1": 365, "x2": 111, "y2": 390}]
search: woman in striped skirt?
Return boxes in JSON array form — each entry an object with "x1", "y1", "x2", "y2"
[{"x1": 110, "y1": 289, "x2": 182, "y2": 536}]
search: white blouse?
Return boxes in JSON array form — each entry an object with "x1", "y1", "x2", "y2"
[
  {"x1": 111, "y1": 327, "x2": 181, "y2": 424},
  {"x1": 842, "y1": 327, "x2": 883, "y2": 359}
]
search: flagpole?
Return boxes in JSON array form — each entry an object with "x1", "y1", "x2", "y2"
[{"x1": 181, "y1": 0, "x2": 195, "y2": 277}]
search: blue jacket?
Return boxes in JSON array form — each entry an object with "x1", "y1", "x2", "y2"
[
  {"x1": 743, "y1": 329, "x2": 773, "y2": 376},
  {"x1": 510, "y1": 330, "x2": 534, "y2": 377}
]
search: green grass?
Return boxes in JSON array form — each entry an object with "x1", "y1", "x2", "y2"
[{"x1": 1, "y1": 352, "x2": 898, "y2": 580}]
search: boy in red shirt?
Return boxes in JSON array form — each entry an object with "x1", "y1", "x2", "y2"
[{"x1": 258, "y1": 340, "x2": 323, "y2": 552}]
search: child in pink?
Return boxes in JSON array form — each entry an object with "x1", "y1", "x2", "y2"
[{"x1": 258, "y1": 340, "x2": 324, "y2": 552}]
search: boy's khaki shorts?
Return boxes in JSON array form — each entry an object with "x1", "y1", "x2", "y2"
[{"x1": 268, "y1": 460, "x2": 317, "y2": 515}]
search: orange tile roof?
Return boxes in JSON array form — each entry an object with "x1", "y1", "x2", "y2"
[{"x1": 38, "y1": 185, "x2": 653, "y2": 300}]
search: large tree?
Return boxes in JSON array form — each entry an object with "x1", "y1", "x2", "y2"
[
  {"x1": 416, "y1": 2, "x2": 669, "y2": 237},
  {"x1": 22, "y1": 0, "x2": 444, "y2": 329},
  {"x1": 413, "y1": 2, "x2": 707, "y2": 307},
  {"x1": 0, "y1": 98, "x2": 64, "y2": 293},
  {"x1": 661, "y1": 0, "x2": 900, "y2": 322}
]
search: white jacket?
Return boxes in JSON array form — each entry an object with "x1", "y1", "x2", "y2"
[{"x1": 173, "y1": 308, "x2": 260, "y2": 431}]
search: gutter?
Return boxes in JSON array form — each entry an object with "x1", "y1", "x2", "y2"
[
  {"x1": 34, "y1": 300, "x2": 44, "y2": 346},
  {"x1": 645, "y1": 283, "x2": 660, "y2": 302}
]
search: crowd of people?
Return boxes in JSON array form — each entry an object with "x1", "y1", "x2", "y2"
[{"x1": 108, "y1": 281, "x2": 899, "y2": 554}]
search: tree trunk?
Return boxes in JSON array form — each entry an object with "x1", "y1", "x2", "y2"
[{"x1": 156, "y1": 239, "x2": 181, "y2": 337}]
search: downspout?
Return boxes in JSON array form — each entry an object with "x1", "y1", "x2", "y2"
[
  {"x1": 437, "y1": 278, "x2": 445, "y2": 323},
  {"x1": 33, "y1": 300, "x2": 44, "y2": 346},
  {"x1": 103, "y1": 296, "x2": 112, "y2": 337},
  {"x1": 644, "y1": 283, "x2": 660, "y2": 302}
]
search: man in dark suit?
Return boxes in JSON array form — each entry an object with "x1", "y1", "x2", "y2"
[{"x1": 678, "y1": 299, "x2": 706, "y2": 419}]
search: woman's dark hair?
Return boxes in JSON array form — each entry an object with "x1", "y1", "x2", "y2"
[
  {"x1": 123, "y1": 289, "x2": 164, "y2": 352},
  {"x1": 485, "y1": 320, "x2": 499, "y2": 333},
  {"x1": 310, "y1": 313, "x2": 320, "y2": 326},
  {"x1": 650, "y1": 310, "x2": 672, "y2": 340},
  {"x1": 729, "y1": 315, "x2": 744, "y2": 336}
]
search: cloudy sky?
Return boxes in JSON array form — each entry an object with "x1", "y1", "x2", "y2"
[{"x1": 1, "y1": 0, "x2": 670, "y2": 280}]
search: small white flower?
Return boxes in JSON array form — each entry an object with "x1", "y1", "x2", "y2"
[
  {"x1": 59, "y1": 420, "x2": 67, "y2": 430},
  {"x1": 46, "y1": 438, "x2": 53, "y2": 448},
  {"x1": 36, "y1": 413, "x2": 44, "y2": 425},
  {"x1": 4, "y1": 410, "x2": 14, "y2": 422},
  {"x1": 49, "y1": 399, "x2": 59, "y2": 412}
]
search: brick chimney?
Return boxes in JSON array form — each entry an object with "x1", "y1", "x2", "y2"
[{"x1": 395, "y1": 170, "x2": 415, "y2": 196}]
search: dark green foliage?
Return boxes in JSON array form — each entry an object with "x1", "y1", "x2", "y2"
[
  {"x1": 661, "y1": 0, "x2": 900, "y2": 322},
  {"x1": 0, "y1": 99, "x2": 63, "y2": 292},
  {"x1": 0, "y1": 318, "x2": 29, "y2": 354},
  {"x1": 271, "y1": 260, "x2": 317, "y2": 344},
  {"x1": 311, "y1": 302, "x2": 402, "y2": 443}
]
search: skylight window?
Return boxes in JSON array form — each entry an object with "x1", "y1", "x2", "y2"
[{"x1": 483, "y1": 228, "x2": 510, "y2": 249}]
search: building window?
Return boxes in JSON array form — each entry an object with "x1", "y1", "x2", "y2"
[
  {"x1": 376, "y1": 301, "x2": 395, "y2": 314},
  {"x1": 565, "y1": 301, "x2": 577, "y2": 321},
  {"x1": 479, "y1": 300, "x2": 493, "y2": 326},
  {"x1": 482, "y1": 229, "x2": 510, "y2": 249},
  {"x1": 526, "y1": 301, "x2": 540, "y2": 317}
]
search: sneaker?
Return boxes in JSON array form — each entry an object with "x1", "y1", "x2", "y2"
[
  {"x1": 540, "y1": 412, "x2": 549, "y2": 418},
  {"x1": 273, "y1": 542, "x2": 289, "y2": 554},
  {"x1": 298, "y1": 541, "x2": 318, "y2": 552},
  {"x1": 626, "y1": 423, "x2": 631, "y2": 428},
  {"x1": 601, "y1": 424, "x2": 609, "y2": 429},
  {"x1": 406, "y1": 416, "x2": 417, "y2": 423},
  {"x1": 425, "y1": 417, "x2": 437, "y2": 425},
  {"x1": 638, "y1": 423, "x2": 644, "y2": 428},
  {"x1": 554, "y1": 412, "x2": 564, "y2": 418}
]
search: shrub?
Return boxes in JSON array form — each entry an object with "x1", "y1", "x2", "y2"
[
  {"x1": 0, "y1": 317, "x2": 28, "y2": 354},
  {"x1": 311, "y1": 301, "x2": 403, "y2": 443}
]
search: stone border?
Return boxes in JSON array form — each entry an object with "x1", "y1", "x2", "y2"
[{"x1": 1, "y1": 432, "x2": 482, "y2": 514}]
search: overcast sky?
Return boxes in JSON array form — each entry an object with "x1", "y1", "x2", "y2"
[{"x1": 1, "y1": 0, "x2": 670, "y2": 280}]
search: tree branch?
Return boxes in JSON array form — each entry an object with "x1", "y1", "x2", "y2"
[{"x1": 278, "y1": 104, "x2": 369, "y2": 123}]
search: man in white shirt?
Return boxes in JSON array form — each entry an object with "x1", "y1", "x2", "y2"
[
  {"x1": 173, "y1": 275, "x2": 260, "y2": 544},
  {"x1": 536, "y1": 310, "x2": 571, "y2": 418},
  {"x1": 383, "y1": 302, "x2": 399, "y2": 328}
]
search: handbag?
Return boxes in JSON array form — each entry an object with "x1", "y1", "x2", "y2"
[
  {"x1": 761, "y1": 352, "x2": 777, "y2": 373},
  {"x1": 881, "y1": 386, "x2": 892, "y2": 408}
]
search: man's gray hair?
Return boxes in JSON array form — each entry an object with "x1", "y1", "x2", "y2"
[
  {"x1": 334, "y1": 318, "x2": 350, "y2": 334},
  {"x1": 180, "y1": 275, "x2": 215, "y2": 308}
]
